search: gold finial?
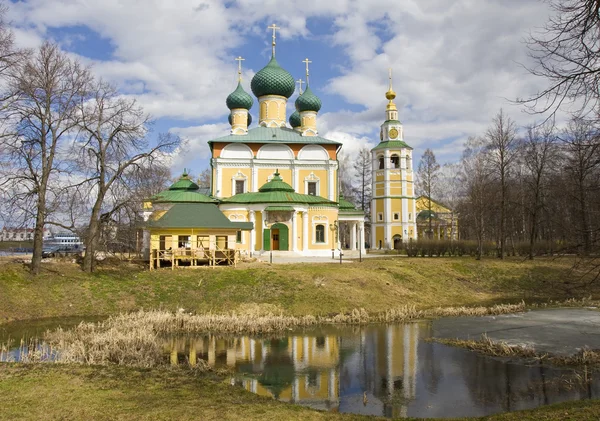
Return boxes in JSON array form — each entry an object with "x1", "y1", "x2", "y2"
[
  {"x1": 386, "y1": 68, "x2": 396, "y2": 101},
  {"x1": 268, "y1": 23, "x2": 280, "y2": 57},
  {"x1": 235, "y1": 56, "x2": 245, "y2": 82},
  {"x1": 296, "y1": 78, "x2": 304, "y2": 95},
  {"x1": 302, "y1": 58, "x2": 312, "y2": 86}
]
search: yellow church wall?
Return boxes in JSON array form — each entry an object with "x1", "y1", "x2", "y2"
[
  {"x1": 375, "y1": 172, "x2": 384, "y2": 182},
  {"x1": 375, "y1": 226, "x2": 384, "y2": 247},
  {"x1": 375, "y1": 185, "x2": 384, "y2": 197},
  {"x1": 219, "y1": 167, "x2": 252, "y2": 198},
  {"x1": 308, "y1": 208, "x2": 339, "y2": 249},
  {"x1": 149, "y1": 228, "x2": 238, "y2": 251},
  {"x1": 391, "y1": 226, "x2": 404, "y2": 238},
  {"x1": 258, "y1": 168, "x2": 292, "y2": 187},
  {"x1": 390, "y1": 185, "x2": 403, "y2": 196},
  {"x1": 374, "y1": 199, "x2": 383, "y2": 214},
  {"x1": 255, "y1": 213, "x2": 263, "y2": 250},
  {"x1": 296, "y1": 213, "x2": 303, "y2": 250},
  {"x1": 298, "y1": 169, "x2": 328, "y2": 196},
  {"x1": 416, "y1": 196, "x2": 452, "y2": 213}
]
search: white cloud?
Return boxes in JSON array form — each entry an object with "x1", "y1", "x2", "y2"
[{"x1": 9, "y1": 0, "x2": 563, "y2": 168}]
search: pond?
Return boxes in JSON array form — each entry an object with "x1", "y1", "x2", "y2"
[{"x1": 1, "y1": 319, "x2": 599, "y2": 418}]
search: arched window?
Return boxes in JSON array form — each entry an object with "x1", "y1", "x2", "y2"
[
  {"x1": 378, "y1": 156, "x2": 385, "y2": 169},
  {"x1": 315, "y1": 224, "x2": 325, "y2": 243},
  {"x1": 390, "y1": 154, "x2": 400, "y2": 168}
]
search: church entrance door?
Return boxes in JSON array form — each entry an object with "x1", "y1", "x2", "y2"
[{"x1": 271, "y1": 223, "x2": 289, "y2": 251}]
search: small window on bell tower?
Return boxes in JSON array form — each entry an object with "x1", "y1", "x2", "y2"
[
  {"x1": 378, "y1": 156, "x2": 385, "y2": 169},
  {"x1": 391, "y1": 154, "x2": 400, "y2": 168}
]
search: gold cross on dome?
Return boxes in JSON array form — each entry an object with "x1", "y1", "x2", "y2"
[
  {"x1": 296, "y1": 78, "x2": 304, "y2": 95},
  {"x1": 268, "y1": 23, "x2": 280, "y2": 56},
  {"x1": 302, "y1": 58, "x2": 312, "y2": 85},
  {"x1": 388, "y1": 68, "x2": 393, "y2": 90},
  {"x1": 235, "y1": 56, "x2": 245, "y2": 81}
]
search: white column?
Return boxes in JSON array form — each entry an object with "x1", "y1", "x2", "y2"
[
  {"x1": 359, "y1": 221, "x2": 366, "y2": 252},
  {"x1": 351, "y1": 222, "x2": 357, "y2": 250},
  {"x1": 249, "y1": 211, "x2": 256, "y2": 255},
  {"x1": 292, "y1": 210, "x2": 298, "y2": 252},
  {"x1": 302, "y1": 211, "x2": 309, "y2": 252}
]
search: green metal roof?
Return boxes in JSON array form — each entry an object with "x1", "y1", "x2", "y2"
[
  {"x1": 372, "y1": 140, "x2": 413, "y2": 151},
  {"x1": 295, "y1": 85, "x2": 322, "y2": 112},
  {"x1": 338, "y1": 194, "x2": 365, "y2": 215},
  {"x1": 151, "y1": 190, "x2": 216, "y2": 203},
  {"x1": 222, "y1": 172, "x2": 337, "y2": 206},
  {"x1": 251, "y1": 56, "x2": 295, "y2": 98},
  {"x1": 264, "y1": 205, "x2": 295, "y2": 211},
  {"x1": 148, "y1": 203, "x2": 253, "y2": 230},
  {"x1": 226, "y1": 81, "x2": 254, "y2": 110},
  {"x1": 209, "y1": 126, "x2": 341, "y2": 145}
]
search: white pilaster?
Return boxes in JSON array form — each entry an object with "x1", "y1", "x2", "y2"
[
  {"x1": 292, "y1": 211, "x2": 298, "y2": 252},
  {"x1": 293, "y1": 167, "x2": 299, "y2": 192},
  {"x1": 251, "y1": 165, "x2": 258, "y2": 192},
  {"x1": 327, "y1": 164, "x2": 334, "y2": 201},
  {"x1": 302, "y1": 211, "x2": 309, "y2": 252},
  {"x1": 351, "y1": 222, "x2": 357, "y2": 250},
  {"x1": 249, "y1": 211, "x2": 256, "y2": 255},
  {"x1": 215, "y1": 165, "x2": 222, "y2": 198}
]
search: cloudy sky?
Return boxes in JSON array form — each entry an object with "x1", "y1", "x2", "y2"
[{"x1": 9, "y1": 0, "x2": 554, "y2": 175}]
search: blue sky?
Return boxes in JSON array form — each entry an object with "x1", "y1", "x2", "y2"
[{"x1": 9, "y1": 0, "x2": 555, "y2": 178}]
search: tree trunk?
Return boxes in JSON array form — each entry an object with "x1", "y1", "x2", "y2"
[
  {"x1": 31, "y1": 194, "x2": 46, "y2": 275},
  {"x1": 83, "y1": 196, "x2": 104, "y2": 273}
]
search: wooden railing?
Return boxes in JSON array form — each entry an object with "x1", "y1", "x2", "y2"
[{"x1": 150, "y1": 247, "x2": 239, "y2": 270}]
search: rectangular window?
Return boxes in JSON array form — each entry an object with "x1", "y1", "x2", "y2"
[
  {"x1": 315, "y1": 224, "x2": 325, "y2": 243},
  {"x1": 216, "y1": 236, "x2": 228, "y2": 250},
  {"x1": 236, "y1": 231, "x2": 242, "y2": 243},
  {"x1": 408, "y1": 213, "x2": 412, "y2": 221},
  {"x1": 377, "y1": 213, "x2": 383, "y2": 221},
  {"x1": 197, "y1": 236, "x2": 209, "y2": 249},
  {"x1": 307, "y1": 182, "x2": 317, "y2": 196},
  {"x1": 178, "y1": 235, "x2": 191, "y2": 249},
  {"x1": 235, "y1": 180, "x2": 245, "y2": 195},
  {"x1": 394, "y1": 213, "x2": 400, "y2": 221},
  {"x1": 159, "y1": 235, "x2": 171, "y2": 251}
]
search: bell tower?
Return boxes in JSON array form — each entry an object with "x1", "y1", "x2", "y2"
[{"x1": 370, "y1": 70, "x2": 417, "y2": 250}]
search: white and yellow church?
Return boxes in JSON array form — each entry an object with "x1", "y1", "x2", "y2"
[{"x1": 143, "y1": 26, "x2": 417, "y2": 266}]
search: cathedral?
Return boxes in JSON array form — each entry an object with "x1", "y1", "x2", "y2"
[{"x1": 143, "y1": 25, "x2": 417, "y2": 266}]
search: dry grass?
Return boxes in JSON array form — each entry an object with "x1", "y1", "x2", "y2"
[{"x1": 434, "y1": 333, "x2": 600, "y2": 368}]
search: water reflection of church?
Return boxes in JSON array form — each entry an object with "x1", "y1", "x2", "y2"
[{"x1": 164, "y1": 324, "x2": 420, "y2": 415}]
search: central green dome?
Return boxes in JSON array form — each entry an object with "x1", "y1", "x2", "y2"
[
  {"x1": 295, "y1": 85, "x2": 322, "y2": 112},
  {"x1": 226, "y1": 81, "x2": 254, "y2": 110},
  {"x1": 258, "y1": 171, "x2": 294, "y2": 192},
  {"x1": 251, "y1": 56, "x2": 295, "y2": 98}
]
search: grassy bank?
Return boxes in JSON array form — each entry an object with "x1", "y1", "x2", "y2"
[
  {"x1": 0, "y1": 364, "x2": 599, "y2": 421},
  {"x1": 0, "y1": 256, "x2": 597, "y2": 323}
]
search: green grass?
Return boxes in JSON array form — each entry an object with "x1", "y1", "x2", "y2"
[
  {"x1": 0, "y1": 364, "x2": 599, "y2": 421},
  {"x1": 0, "y1": 256, "x2": 595, "y2": 323}
]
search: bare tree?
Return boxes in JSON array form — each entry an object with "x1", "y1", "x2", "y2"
[
  {"x1": 521, "y1": 122, "x2": 557, "y2": 259},
  {"x1": 77, "y1": 81, "x2": 180, "y2": 272},
  {"x1": 352, "y1": 147, "x2": 372, "y2": 213},
  {"x1": 1, "y1": 42, "x2": 92, "y2": 275},
  {"x1": 197, "y1": 168, "x2": 211, "y2": 191},
  {"x1": 523, "y1": 0, "x2": 600, "y2": 120},
  {"x1": 484, "y1": 110, "x2": 518, "y2": 259},
  {"x1": 461, "y1": 137, "x2": 493, "y2": 260},
  {"x1": 417, "y1": 148, "x2": 440, "y2": 239},
  {"x1": 560, "y1": 117, "x2": 600, "y2": 255},
  {"x1": 434, "y1": 162, "x2": 462, "y2": 241}
]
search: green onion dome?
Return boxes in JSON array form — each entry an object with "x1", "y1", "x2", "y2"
[
  {"x1": 295, "y1": 85, "x2": 322, "y2": 112},
  {"x1": 226, "y1": 81, "x2": 254, "y2": 110},
  {"x1": 251, "y1": 56, "x2": 295, "y2": 98},
  {"x1": 289, "y1": 110, "x2": 301, "y2": 128},
  {"x1": 228, "y1": 112, "x2": 252, "y2": 126}
]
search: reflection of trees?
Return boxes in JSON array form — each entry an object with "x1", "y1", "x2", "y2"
[{"x1": 258, "y1": 338, "x2": 295, "y2": 399}]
